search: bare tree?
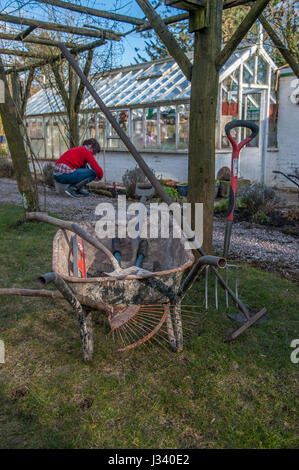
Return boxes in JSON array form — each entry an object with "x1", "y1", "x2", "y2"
[{"x1": 0, "y1": 56, "x2": 39, "y2": 211}]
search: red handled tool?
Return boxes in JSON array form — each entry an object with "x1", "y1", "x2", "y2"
[{"x1": 223, "y1": 120, "x2": 259, "y2": 258}]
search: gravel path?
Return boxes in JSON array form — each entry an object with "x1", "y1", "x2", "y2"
[
  {"x1": 213, "y1": 219, "x2": 298, "y2": 281},
  {"x1": 1, "y1": 177, "x2": 298, "y2": 280},
  {"x1": 0, "y1": 177, "x2": 105, "y2": 221}
]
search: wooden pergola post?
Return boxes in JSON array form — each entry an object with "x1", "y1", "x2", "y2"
[{"x1": 188, "y1": 0, "x2": 223, "y2": 252}]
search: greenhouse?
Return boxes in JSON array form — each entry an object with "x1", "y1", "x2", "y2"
[{"x1": 25, "y1": 43, "x2": 278, "y2": 183}]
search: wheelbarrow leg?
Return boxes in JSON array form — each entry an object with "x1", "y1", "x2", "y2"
[
  {"x1": 173, "y1": 301, "x2": 183, "y2": 352},
  {"x1": 165, "y1": 305, "x2": 177, "y2": 351},
  {"x1": 39, "y1": 272, "x2": 94, "y2": 362}
]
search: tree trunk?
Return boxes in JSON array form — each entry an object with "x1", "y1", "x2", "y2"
[
  {"x1": 9, "y1": 71, "x2": 23, "y2": 137},
  {"x1": 68, "y1": 57, "x2": 80, "y2": 147},
  {"x1": 188, "y1": 1, "x2": 223, "y2": 253},
  {"x1": 68, "y1": 107, "x2": 79, "y2": 147},
  {"x1": 0, "y1": 59, "x2": 39, "y2": 211}
]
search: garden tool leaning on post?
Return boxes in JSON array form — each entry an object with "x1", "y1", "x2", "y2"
[
  {"x1": 206, "y1": 120, "x2": 268, "y2": 328},
  {"x1": 206, "y1": 120, "x2": 258, "y2": 310},
  {"x1": 57, "y1": 44, "x2": 268, "y2": 341}
]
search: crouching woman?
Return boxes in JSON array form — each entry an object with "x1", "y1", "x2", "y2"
[{"x1": 53, "y1": 138, "x2": 103, "y2": 198}]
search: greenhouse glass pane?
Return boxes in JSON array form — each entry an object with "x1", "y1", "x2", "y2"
[
  {"x1": 145, "y1": 107, "x2": 158, "y2": 149},
  {"x1": 220, "y1": 71, "x2": 239, "y2": 148},
  {"x1": 98, "y1": 114, "x2": 106, "y2": 148},
  {"x1": 108, "y1": 111, "x2": 121, "y2": 148},
  {"x1": 45, "y1": 118, "x2": 52, "y2": 159},
  {"x1": 160, "y1": 106, "x2": 176, "y2": 150},
  {"x1": 132, "y1": 109, "x2": 144, "y2": 149},
  {"x1": 88, "y1": 114, "x2": 96, "y2": 139},
  {"x1": 178, "y1": 104, "x2": 189, "y2": 149},
  {"x1": 243, "y1": 56, "x2": 255, "y2": 84},
  {"x1": 52, "y1": 121, "x2": 60, "y2": 158},
  {"x1": 242, "y1": 93, "x2": 261, "y2": 147},
  {"x1": 257, "y1": 55, "x2": 268, "y2": 85}
]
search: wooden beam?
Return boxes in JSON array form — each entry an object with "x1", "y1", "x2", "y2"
[
  {"x1": 260, "y1": 14, "x2": 299, "y2": 78},
  {"x1": 5, "y1": 38, "x2": 106, "y2": 74},
  {"x1": 14, "y1": 25, "x2": 37, "y2": 41},
  {"x1": 136, "y1": 0, "x2": 192, "y2": 81},
  {"x1": 137, "y1": 12, "x2": 189, "y2": 32},
  {"x1": 0, "y1": 48, "x2": 50, "y2": 58},
  {"x1": 223, "y1": 0, "x2": 257, "y2": 8},
  {"x1": 1, "y1": 62, "x2": 21, "y2": 67},
  {"x1": 0, "y1": 32, "x2": 76, "y2": 47},
  {"x1": 35, "y1": 0, "x2": 147, "y2": 26},
  {"x1": 0, "y1": 13, "x2": 122, "y2": 41},
  {"x1": 217, "y1": 0, "x2": 271, "y2": 70}
]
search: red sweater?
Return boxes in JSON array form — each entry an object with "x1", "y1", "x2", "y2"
[{"x1": 55, "y1": 146, "x2": 103, "y2": 180}]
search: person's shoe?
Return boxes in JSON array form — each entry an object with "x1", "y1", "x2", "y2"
[
  {"x1": 65, "y1": 187, "x2": 81, "y2": 198},
  {"x1": 76, "y1": 188, "x2": 90, "y2": 196}
]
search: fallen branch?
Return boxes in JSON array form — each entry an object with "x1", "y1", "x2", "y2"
[{"x1": 0, "y1": 287, "x2": 110, "y2": 313}]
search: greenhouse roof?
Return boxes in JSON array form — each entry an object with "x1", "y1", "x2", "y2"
[{"x1": 26, "y1": 45, "x2": 276, "y2": 117}]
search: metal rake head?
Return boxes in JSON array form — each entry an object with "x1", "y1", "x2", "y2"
[{"x1": 108, "y1": 303, "x2": 205, "y2": 353}]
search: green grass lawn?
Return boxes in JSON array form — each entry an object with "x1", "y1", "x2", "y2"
[{"x1": 0, "y1": 203, "x2": 298, "y2": 449}]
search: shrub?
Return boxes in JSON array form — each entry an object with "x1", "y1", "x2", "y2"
[
  {"x1": 0, "y1": 145, "x2": 8, "y2": 158},
  {"x1": 0, "y1": 158, "x2": 14, "y2": 178},
  {"x1": 240, "y1": 183, "x2": 279, "y2": 216},
  {"x1": 252, "y1": 211, "x2": 270, "y2": 225},
  {"x1": 42, "y1": 163, "x2": 54, "y2": 187},
  {"x1": 214, "y1": 198, "x2": 228, "y2": 214},
  {"x1": 162, "y1": 185, "x2": 179, "y2": 199},
  {"x1": 122, "y1": 166, "x2": 151, "y2": 198},
  {"x1": 214, "y1": 198, "x2": 245, "y2": 215}
]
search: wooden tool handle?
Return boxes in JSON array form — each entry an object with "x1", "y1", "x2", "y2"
[{"x1": 26, "y1": 212, "x2": 119, "y2": 271}]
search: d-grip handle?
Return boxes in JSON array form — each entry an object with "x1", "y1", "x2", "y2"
[{"x1": 225, "y1": 120, "x2": 259, "y2": 141}]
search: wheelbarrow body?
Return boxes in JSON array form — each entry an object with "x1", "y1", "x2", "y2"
[{"x1": 52, "y1": 220, "x2": 194, "y2": 306}]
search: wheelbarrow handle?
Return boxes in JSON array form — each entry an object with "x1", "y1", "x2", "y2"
[{"x1": 225, "y1": 120, "x2": 259, "y2": 142}]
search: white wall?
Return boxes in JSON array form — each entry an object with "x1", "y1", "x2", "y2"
[
  {"x1": 100, "y1": 147, "x2": 264, "y2": 185},
  {"x1": 97, "y1": 150, "x2": 189, "y2": 184},
  {"x1": 267, "y1": 73, "x2": 299, "y2": 187}
]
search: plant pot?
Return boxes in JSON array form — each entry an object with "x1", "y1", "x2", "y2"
[{"x1": 176, "y1": 184, "x2": 188, "y2": 197}]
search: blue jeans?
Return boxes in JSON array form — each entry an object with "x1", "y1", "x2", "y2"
[{"x1": 53, "y1": 168, "x2": 96, "y2": 186}]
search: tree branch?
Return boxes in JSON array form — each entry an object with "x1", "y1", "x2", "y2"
[
  {"x1": 35, "y1": 0, "x2": 147, "y2": 26},
  {"x1": 0, "y1": 32, "x2": 76, "y2": 48},
  {"x1": 0, "y1": 12, "x2": 122, "y2": 41},
  {"x1": 217, "y1": 0, "x2": 271, "y2": 70},
  {"x1": 21, "y1": 68, "x2": 35, "y2": 118},
  {"x1": 75, "y1": 49, "x2": 94, "y2": 112},
  {"x1": 135, "y1": 0, "x2": 192, "y2": 81},
  {"x1": 51, "y1": 63, "x2": 69, "y2": 108},
  {"x1": 260, "y1": 14, "x2": 299, "y2": 78},
  {"x1": 6, "y1": 38, "x2": 105, "y2": 74}
]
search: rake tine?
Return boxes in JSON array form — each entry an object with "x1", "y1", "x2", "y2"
[
  {"x1": 235, "y1": 266, "x2": 239, "y2": 307},
  {"x1": 125, "y1": 321, "x2": 144, "y2": 341},
  {"x1": 205, "y1": 266, "x2": 209, "y2": 310},
  {"x1": 134, "y1": 316, "x2": 169, "y2": 338},
  {"x1": 225, "y1": 266, "x2": 229, "y2": 309},
  {"x1": 215, "y1": 273, "x2": 218, "y2": 310},
  {"x1": 119, "y1": 324, "x2": 133, "y2": 346},
  {"x1": 116, "y1": 327, "x2": 126, "y2": 347},
  {"x1": 129, "y1": 321, "x2": 156, "y2": 342}
]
